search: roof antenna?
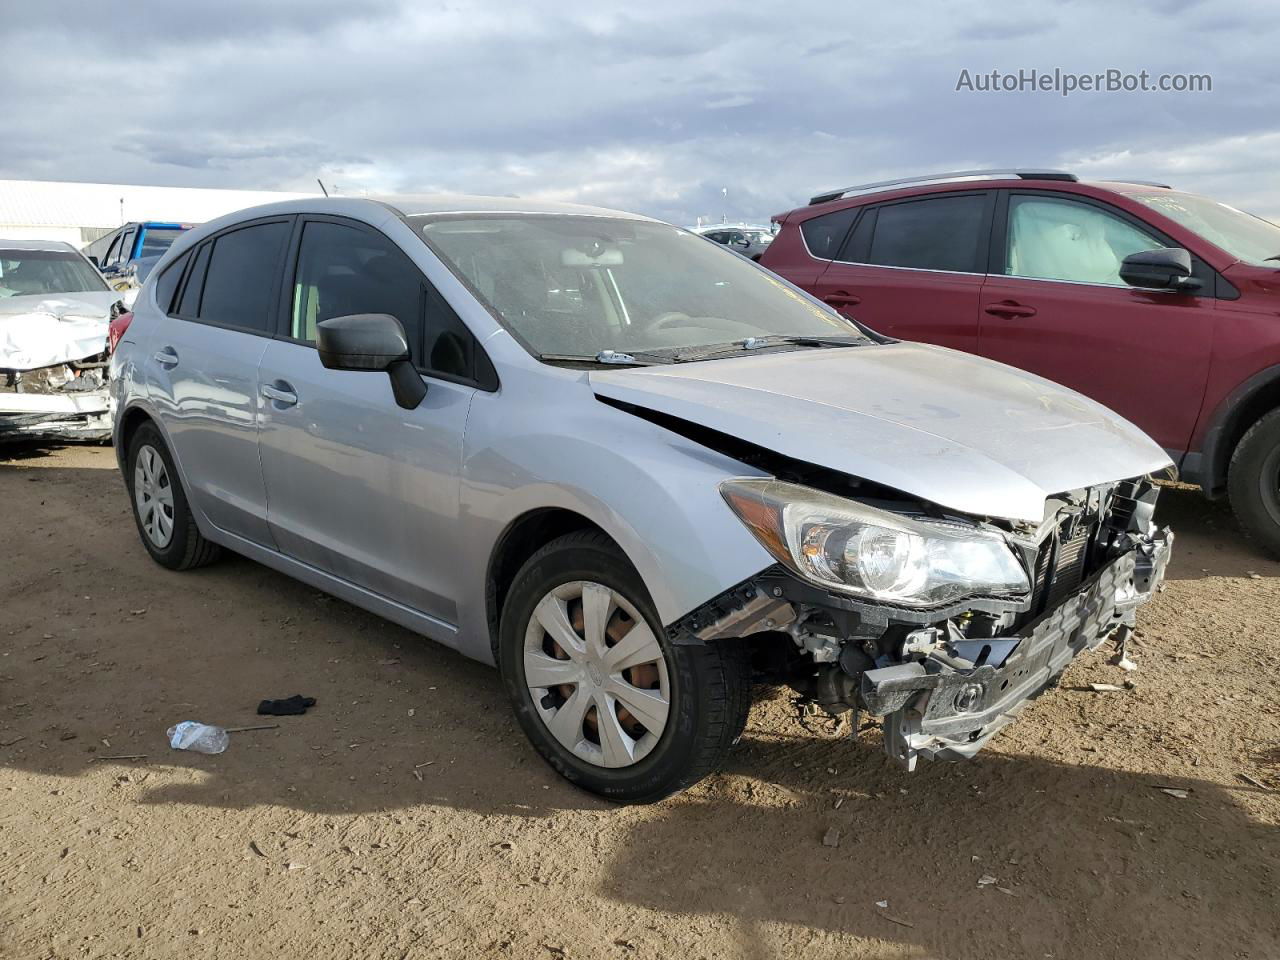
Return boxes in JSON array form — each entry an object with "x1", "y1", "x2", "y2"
[{"x1": 316, "y1": 178, "x2": 329, "y2": 197}]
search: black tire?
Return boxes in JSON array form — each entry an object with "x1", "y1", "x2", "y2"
[
  {"x1": 125, "y1": 422, "x2": 221, "y2": 570},
  {"x1": 498, "y1": 530, "x2": 751, "y2": 804},
  {"x1": 1228, "y1": 409, "x2": 1280, "y2": 558}
]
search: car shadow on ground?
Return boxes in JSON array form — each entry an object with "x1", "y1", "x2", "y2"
[{"x1": 1155, "y1": 482, "x2": 1280, "y2": 581}]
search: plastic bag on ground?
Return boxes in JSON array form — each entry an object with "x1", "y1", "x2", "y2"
[{"x1": 167, "y1": 721, "x2": 229, "y2": 755}]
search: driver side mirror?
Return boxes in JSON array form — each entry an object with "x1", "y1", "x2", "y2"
[
  {"x1": 1120, "y1": 247, "x2": 1201, "y2": 292},
  {"x1": 316, "y1": 313, "x2": 427, "y2": 410}
]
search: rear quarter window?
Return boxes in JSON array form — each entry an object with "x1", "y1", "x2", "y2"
[{"x1": 799, "y1": 207, "x2": 858, "y2": 259}]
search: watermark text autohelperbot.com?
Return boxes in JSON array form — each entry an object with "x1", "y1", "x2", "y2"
[{"x1": 956, "y1": 68, "x2": 1212, "y2": 97}]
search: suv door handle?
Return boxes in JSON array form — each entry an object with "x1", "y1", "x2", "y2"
[
  {"x1": 824, "y1": 291, "x2": 861, "y2": 307},
  {"x1": 153, "y1": 347, "x2": 179, "y2": 367},
  {"x1": 984, "y1": 301, "x2": 1037, "y2": 319},
  {"x1": 261, "y1": 382, "x2": 298, "y2": 407}
]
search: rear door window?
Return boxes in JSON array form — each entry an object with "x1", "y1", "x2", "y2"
[
  {"x1": 197, "y1": 221, "x2": 291, "y2": 332},
  {"x1": 864, "y1": 194, "x2": 989, "y2": 273}
]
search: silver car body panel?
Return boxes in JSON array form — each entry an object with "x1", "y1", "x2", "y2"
[
  {"x1": 591, "y1": 343, "x2": 1171, "y2": 524},
  {"x1": 113, "y1": 194, "x2": 1170, "y2": 671}
]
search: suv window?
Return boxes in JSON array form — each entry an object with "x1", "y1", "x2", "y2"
[
  {"x1": 198, "y1": 221, "x2": 291, "y2": 332},
  {"x1": 291, "y1": 219, "x2": 477, "y2": 381},
  {"x1": 1006, "y1": 195, "x2": 1162, "y2": 286},
  {"x1": 800, "y1": 207, "x2": 857, "y2": 259},
  {"x1": 113, "y1": 229, "x2": 136, "y2": 266},
  {"x1": 865, "y1": 195, "x2": 988, "y2": 273}
]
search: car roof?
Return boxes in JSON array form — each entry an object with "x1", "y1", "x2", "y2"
[
  {"x1": 0, "y1": 238, "x2": 78, "y2": 252},
  {"x1": 378, "y1": 193, "x2": 653, "y2": 221}
]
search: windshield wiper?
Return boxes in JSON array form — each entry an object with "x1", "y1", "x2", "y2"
[
  {"x1": 673, "y1": 334, "x2": 869, "y2": 362},
  {"x1": 539, "y1": 349, "x2": 676, "y2": 367}
]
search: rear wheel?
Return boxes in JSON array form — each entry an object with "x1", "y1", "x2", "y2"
[
  {"x1": 1228, "y1": 409, "x2": 1280, "y2": 558},
  {"x1": 498, "y1": 530, "x2": 751, "y2": 803},
  {"x1": 126, "y1": 422, "x2": 221, "y2": 570}
]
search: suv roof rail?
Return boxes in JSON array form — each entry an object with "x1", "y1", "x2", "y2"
[
  {"x1": 1098, "y1": 178, "x2": 1173, "y2": 189},
  {"x1": 808, "y1": 169, "x2": 1078, "y2": 205}
]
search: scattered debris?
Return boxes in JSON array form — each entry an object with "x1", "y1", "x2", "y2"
[
  {"x1": 1238, "y1": 772, "x2": 1271, "y2": 791},
  {"x1": 1158, "y1": 788, "x2": 1190, "y2": 799},
  {"x1": 821, "y1": 827, "x2": 841, "y2": 848},
  {"x1": 90, "y1": 755, "x2": 147, "y2": 762},
  {"x1": 875, "y1": 899, "x2": 889, "y2": 909},
  {"x1": 285, "y1": 861, "x2": 308, "y2": 871},
  {"x1": 224, "y1": 724, "x2": 280, "y2": 734},
  {"x1": 257, "y1": 695, "x2": 316, "y2": 717},
  {"x1": 1115, "y1": 656, "x2": 1138, "y2": 672},
  {"x1": 977, "y1": 874, "x2": 999, "y2": 886},
  {"x1": 1088, "y1": 682, "x2": 1124, "y2": 693},
  {"x1": 1247, "y1": 572, "x2": 1262, "y2": 580},
  {"x1": 997, "y1": 887, "x2": 1020, "y2": 897},
  {"x1": 167, "y1": 722, "x2": 229, "y2": 755},
  {"x1": 880, "y1": 913, "x2": 915, "y2": 928},
  {"x1": 412, "y1": 769, "x2": 423, "y2": 782}
]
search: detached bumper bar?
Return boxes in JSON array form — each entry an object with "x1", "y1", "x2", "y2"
[{"x1": 863, "y1": 528, "x2": 1173, "y2": 770}]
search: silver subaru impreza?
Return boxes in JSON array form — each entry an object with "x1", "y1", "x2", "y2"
[{"x1": 109, "y1": 194, "x2": 1173, "y2": 802}]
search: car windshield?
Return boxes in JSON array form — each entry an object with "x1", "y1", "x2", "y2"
[
  {"x1": 139, "y1": 227, "x2": 185, "y2": 259},
  {"x1": 414, "y1": 215, "x2": 862, "y2": 358},
  {"x1": 0, "y1": 248, "x2": 109, "y2": 297},
  {"x1": 1128, "y1": 191, "x2": 1280, "y2": 267}
]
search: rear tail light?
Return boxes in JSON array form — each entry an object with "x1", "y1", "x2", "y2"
[{"x1": 108, "y1": 311, "x2": 133, "y2": 353}]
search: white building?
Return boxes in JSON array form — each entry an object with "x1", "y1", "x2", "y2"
[{"x1": 0, "y1": 179, "x2": 317, "y2": 247}]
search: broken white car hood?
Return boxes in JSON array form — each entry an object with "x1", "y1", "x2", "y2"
[
  {"x1": 0, "y1": 292, "x2": 117, "y2": 370},
  {"x1": 591, "y1": 342, "x2": 1172, "y2": 523}
]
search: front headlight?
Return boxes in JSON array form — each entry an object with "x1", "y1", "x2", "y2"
[{"x1": 720, "y1": 478, "x2": 1030, "y2": 608}]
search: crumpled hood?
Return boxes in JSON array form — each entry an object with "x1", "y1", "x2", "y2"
[
  {"x1": 0, "y1": 293, "x2": 117, "y2": 370},
  {"x1": 591, "y1": 342, "x2": 1172, "y2": 523}
]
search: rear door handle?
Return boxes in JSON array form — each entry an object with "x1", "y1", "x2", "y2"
[
  {"x1": 261, "y1": 382, "x2": 298, "y2": 407},
  {"x1": 984, "y1": 301, "x2": 1037, "y2": 319},
  {"x1": 153, "y1": 347, "x2": 179, "y2": 367},
  {"x1": 823, "y1": 291, "x2": 861, "y2": 307}
]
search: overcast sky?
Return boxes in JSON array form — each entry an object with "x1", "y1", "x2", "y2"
[{"x1": 6, "y1": 0, "x2": 1278, "y2": 224}]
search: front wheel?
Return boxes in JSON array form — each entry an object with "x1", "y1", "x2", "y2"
[
  {"x1": 498, "y1": 531, "x2": 751, "y2": 803},
  {"x1": 1228, "y1": 409, "x2": 1280, "y2": 558}
]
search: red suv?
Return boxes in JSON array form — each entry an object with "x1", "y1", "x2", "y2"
[{"x1": 761, "y1": 169, "x2": 1280, "y2": 555}]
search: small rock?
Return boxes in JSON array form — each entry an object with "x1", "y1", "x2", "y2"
[
  {"x1": 1160, "y1": 788, "x2": 1190, "y2": 800},
  {"x1": 1088, "y1": 682, "x2": 1124, "y2": 693},
  {"x1": 1247, "y1": 572, "x2": 1262, "y2": 580},
  {"x1": 978, "y1": 874, "x2": 999, "y2": 886},
  {"x1": 821, "y1": 827, "x2": 841, "y2": 848},
  {"x1": 875, "y1": 899, "x2": 889, "y2": 909},
  {"x1": 286, "y1": 861, "x2": 308, "y2": 871}
]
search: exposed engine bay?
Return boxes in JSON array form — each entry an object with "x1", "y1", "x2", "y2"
[{"x1": 670, "y1": 470, "x2": 1172, "y2": 770}]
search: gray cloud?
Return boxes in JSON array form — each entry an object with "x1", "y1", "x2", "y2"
[{"x1": 4, "y1": 0, "x2": 1279, "y2": 224}]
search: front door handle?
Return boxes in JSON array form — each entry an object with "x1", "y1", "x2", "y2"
[
  {"x1": 823, "y1": 291, "x2": 861, "y2": 307},
  {"x1": 984, "y1": 301, "x2": 1037, "y2": 319},
  {"x1": 153, "y1": 347, "x2": 179, "y2": 367},
  {"x1": 261, "y1": 382, "x2": 298, "y2": 407}
]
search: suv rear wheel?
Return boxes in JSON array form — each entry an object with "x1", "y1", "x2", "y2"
[
  {"x1": 498, "y1": 530, "x2": 751, "y2": 803},
  {"x1": 1228, "y1": 408, "x2": 1280, "y2": 558}
]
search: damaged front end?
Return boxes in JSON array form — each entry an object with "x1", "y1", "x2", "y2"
[
  {"x1": 672, "y1": 475, "x2": 1172, "y2": 770},
  {"x1": 0, "y1": 298, "x2": 115, "y2": 443},
  {"x1": 1, "y1": 356, "x2": 112, "y2": 442}
]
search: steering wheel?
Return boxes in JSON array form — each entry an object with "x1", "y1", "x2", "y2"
[{"x1": 650, "y1": 311, "x2": 695, "y2": 331}]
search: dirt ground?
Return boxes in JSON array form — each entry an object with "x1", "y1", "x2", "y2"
[{"x1": 0, "y1": 445, "x2": 1277, "y2": 960}]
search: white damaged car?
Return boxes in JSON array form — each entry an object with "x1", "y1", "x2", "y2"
[{"x1": 1, "y1": 240, "x2": 121, "y2": 443}]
